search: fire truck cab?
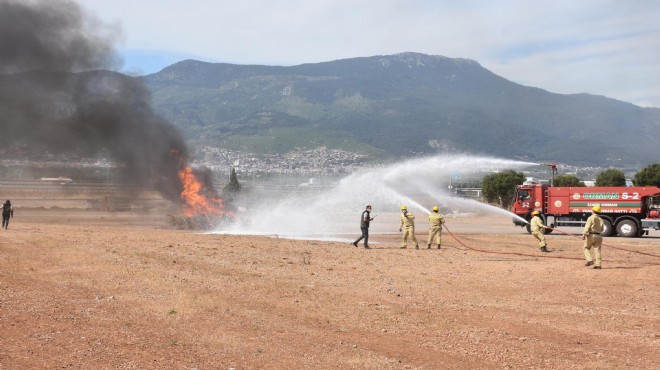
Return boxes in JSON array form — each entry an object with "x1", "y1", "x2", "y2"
[{"x1": 511, "y1": 183, "x2": 660, "y2": 237}]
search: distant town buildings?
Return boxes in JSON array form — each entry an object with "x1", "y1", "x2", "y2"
[
  {"x1": 0, "y1": 150, "x2": 640, "y2": 188},
  {"x1": 194, "y1": 146, "x2": 372, "y2": 176}
]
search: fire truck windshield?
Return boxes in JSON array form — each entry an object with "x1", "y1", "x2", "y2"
[{"x1": 518, "y1": 190, "x2": 531, "y2": 201}]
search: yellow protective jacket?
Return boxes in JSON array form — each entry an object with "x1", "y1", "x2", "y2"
[
  {"x1": 530, "y1": 215, "x2": 545, "y2": 233},
  {"x1": 583, "y1": 214, "x2": 604, "y2": 236},
  {"x1": 428, "y1": 213, "x2": 445, "y2": 227},
  {"x1": 400, "y1": 211, "x2": 415, "y2": 228}
]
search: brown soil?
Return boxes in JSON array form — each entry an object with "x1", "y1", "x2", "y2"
[{"x1": 1, "y1": 209, "x2": 659, "y2": 369}]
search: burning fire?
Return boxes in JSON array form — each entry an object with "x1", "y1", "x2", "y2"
[{"x1": 178, "y1": 166, "x2": 228, "y2": 218}]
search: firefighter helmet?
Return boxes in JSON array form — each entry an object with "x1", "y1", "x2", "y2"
[
  {"x1": 432, "y1": 206, "x2": 439, "y2": 212},
  {"x1": 400, "y1": 205, "x2": 407, "y2": 210},
  {"x1": 532, "y1": 210, "x2": 540, "y2": 215},
  {"x1": 592, "y1": 205, "x2": 601, "y2": 213}
]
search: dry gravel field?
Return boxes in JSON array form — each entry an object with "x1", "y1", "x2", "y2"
[{"x1": 1, "y1": 209, "x2": 659, "y2": 369}]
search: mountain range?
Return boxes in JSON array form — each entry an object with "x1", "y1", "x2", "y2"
[{"x1": 142, "y1": 52, "x2": 660, "y2": 168}]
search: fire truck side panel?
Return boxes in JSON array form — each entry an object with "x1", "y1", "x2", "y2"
[
  {"x1": 546, "y1": 187, "x2": 570, "y2": 214},
  {"x1": 531, "y1": 186, "x2": 545, "y2": 212},
  {"x1": 564, "y1": 186, "x2": 658, "y2": 215}
]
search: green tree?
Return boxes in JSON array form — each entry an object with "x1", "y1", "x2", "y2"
[
  {"x1": 633, "y1": 163, "x2": 660, "y2": 186},
  {"x1": 481, "y1": 170, "x2": 525, "y2": 208},
  {"x1": 595, "y1": 169, "x2": 626, "y2": 186},
  {"x1": 554, "y1": 174, "x2": 585, "y2": 187}
]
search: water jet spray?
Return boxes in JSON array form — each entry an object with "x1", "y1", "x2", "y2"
[{"x1": 214, "y1": 154, "x2": 535, "y2": 240}]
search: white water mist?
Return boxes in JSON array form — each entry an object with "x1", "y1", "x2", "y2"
[{"x1": 213, "y1": 154, "x2": 535, "y2": 239}]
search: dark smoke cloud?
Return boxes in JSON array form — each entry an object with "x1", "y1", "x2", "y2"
[
  {"x1": 0, "y1": 0, "x2": 190, "y2": 200},
  {"x1": 0, "y1": 0, "x2": 120, "y2": 74}
]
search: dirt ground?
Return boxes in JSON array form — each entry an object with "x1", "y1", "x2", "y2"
[{"x1": 1, "y1": 209, "x2": 659, "y2": 369}]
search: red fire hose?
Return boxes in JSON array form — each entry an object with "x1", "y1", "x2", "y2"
[
  {"x1": 547, "y1": 227, "x2": 660, "y2": 258},
  {"x1": 442, "y1": 224, "x2": 581, "y2": 260},
  {"x1": 442, "y1": 224, "x2": 660, "y2": 263}
]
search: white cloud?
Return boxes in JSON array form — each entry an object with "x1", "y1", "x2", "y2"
[{"x1": 81, "y1": 0, "x2": 660, "y2": 107}]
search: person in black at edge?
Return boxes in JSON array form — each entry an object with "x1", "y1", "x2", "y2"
[
  {"x1": 352, "y1": 205, "x2": 374, "y2": 249},
  {"x1": 2, "y1": 200, "x2": 14, "y2": 230}
]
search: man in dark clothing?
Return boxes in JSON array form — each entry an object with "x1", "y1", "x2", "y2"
[
  {"x1": 352, "y1": 205, "x2": 374, "y2": 249},
  {"x1": 2, "y1": 200, "x2": 14, "y2": 230}
]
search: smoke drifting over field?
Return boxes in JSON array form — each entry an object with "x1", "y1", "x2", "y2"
[{"x1": 0, "y1": 0, "x2": 189, "y2": 199}]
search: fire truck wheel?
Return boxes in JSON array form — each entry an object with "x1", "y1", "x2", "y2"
[
  {"x1": 601, "y1": 219, "x2": 613, "y2": 237},
  {"x1": 616, "y1": 219, "x2": 638, "y2": 238}
]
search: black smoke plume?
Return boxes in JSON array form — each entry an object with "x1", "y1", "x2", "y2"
[{"x1": 0, "y1": 0, "x2": 189, "y2": 200}]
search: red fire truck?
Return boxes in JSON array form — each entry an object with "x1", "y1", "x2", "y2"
[{"x1": 511, "y1": 183, "x2": 660, "y2": 237}]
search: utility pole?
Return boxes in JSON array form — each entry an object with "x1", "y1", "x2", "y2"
[{"x1": 546, "y1": 163, "x2": 558, "y2": 186}]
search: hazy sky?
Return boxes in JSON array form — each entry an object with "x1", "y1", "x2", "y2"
[{"x1": 82, "y1": 0, "x2": 660, "y2": 108}]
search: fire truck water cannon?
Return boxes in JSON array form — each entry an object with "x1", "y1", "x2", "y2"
[
  {"x1": 511, "y1": 182, "x2": 660, "y2": 237},
  {"x1": 544, "y1": 163, "x2": 558, "y2": 186}
]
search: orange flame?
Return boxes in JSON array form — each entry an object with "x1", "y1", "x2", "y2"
[{"x1": 178, "y1": 166, "x2": 227, "y2": 218}]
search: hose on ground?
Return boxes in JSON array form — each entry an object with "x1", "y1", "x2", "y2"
[
  {"x1": 547, "y1": 227, "x2": 660, "y2": 258},
  {"x1": 442, "y1": 223, "x2": 660, "y2": 264}
]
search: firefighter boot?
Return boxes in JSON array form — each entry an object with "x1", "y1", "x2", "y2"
[
  {"x1": 540, "y1": 246, "x2": 549, "y2": 253},
  {"x1": 427, "y1": 244, "x2": 431, "y2": 249}
]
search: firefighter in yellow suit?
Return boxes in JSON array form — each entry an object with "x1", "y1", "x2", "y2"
[
  {"x1": 399, "y1": 205, "x2": 419, "y2": 249},
  {"x1": 427, "y1": 205, "x2": 445, "y2": 249},
  {"x1": 582, "y1": 205, "x2": 604, "y2": 269},
  {"x1": 530, "y1": 210, "x2": 550, "y2": 252}
]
